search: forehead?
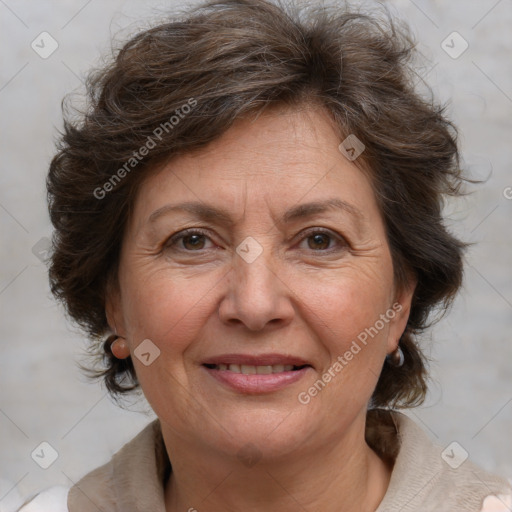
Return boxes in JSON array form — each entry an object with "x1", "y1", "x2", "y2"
[{"x1": 129, "y1": 104, "x2": 379, "y2": 231}]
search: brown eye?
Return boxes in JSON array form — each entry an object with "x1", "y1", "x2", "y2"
[
  {"x1": 181, "y1": 233, "x2": 207, "y2": 250},
  {"x1": 165, "y1": 229, "x2": 215, "y2": 252},
  {"x1": 307, "y1": 233, "x2": 331, "y2": 250},
  {"x1": 299, "y1": 229, "x2": 347, "y2": 253}
]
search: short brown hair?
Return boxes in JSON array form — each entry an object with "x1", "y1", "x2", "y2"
[{"x1": 47, "y1": 0, "x2": 467, "y2": 407}]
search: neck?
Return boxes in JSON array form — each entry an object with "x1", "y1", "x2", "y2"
[{"x1": 163, "y1": 412, "x2": 393, "y2": 512}]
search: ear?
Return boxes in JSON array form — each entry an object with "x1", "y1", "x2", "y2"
[{"x1": 386, "y1": 273, "x2": 417, "y2": 354}]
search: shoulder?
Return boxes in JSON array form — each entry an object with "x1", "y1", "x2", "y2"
[
  {"x1": 67, "y1": 419, "x2": 168, "y2": 510},
  {"x1": 17, "y1": 485, "x2": 70, "y2": 512},
  {"x1": 372, "y1": 409, "x2": 512, "y2": 511}
]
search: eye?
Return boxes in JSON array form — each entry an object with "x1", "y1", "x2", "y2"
[
  {"x1": 164, "y1": 227, "x2": 347, "y2": 255},
  {"x1": 165, "y1": 228, "x2": 216, "y2": 252},
  {"x1": 298, "y1": 229, "x2": 347, "y2": 252}
]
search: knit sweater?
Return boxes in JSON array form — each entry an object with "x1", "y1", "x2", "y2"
[{"x1": 18, "y1": 410, "x2": 512, "y2": 511}]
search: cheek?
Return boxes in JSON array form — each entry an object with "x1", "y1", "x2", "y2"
[
  {"x1": 121, "y1": 266, "x2": 218, "y2": 355},
  {"x1": 300, "y1": 281, "x2": 393, "y2": 411},
  {"x1": 295, "y1": 262, "x2": 395, "y2": 365},
  {"x1": 120, "y1": 270, "x2": 214, "y2": 415}
]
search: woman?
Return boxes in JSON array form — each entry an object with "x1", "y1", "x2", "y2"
[{"x1": 18, "y1": 0, "x2": 511, "y2": 510}]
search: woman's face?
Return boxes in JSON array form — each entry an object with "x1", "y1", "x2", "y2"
[{"x1": 107, "y1": 105, "x2": 414, "y2": 460}]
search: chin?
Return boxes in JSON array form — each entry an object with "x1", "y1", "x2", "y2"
[{"x1": 208, "y1": 409, "x2": 314, "y2": 460}]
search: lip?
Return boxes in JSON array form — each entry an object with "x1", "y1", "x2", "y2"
[
  {"x1": 202, "y1": 365, "x2": 311, "y2": 394},
  {"x1": 201, "y1": 353, "x2": 313, "y2": 394}
]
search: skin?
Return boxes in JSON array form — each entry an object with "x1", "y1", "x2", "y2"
[{"x1": 106, "y1": 103, "x2": 415, "y2": 512}]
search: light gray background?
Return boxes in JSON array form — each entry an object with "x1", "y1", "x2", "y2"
[{"x1": 1, "y1": 0, "x2": 511, "y2": 509}]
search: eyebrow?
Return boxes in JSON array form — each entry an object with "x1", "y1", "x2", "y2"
[{"x1": 147, "y1": 198, "x2": 364, "y2": 227}]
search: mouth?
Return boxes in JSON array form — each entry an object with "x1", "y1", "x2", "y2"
[
  {"x1": 201, "y1": 354, "x2": 313, "y2": 394},
  {"x1": 203, "y1": 363, "x2": 310, "y2": 374}
]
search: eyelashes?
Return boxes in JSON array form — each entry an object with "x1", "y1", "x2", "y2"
[{"x1": 164, "y1": 227, "x2": 349, "y2": 255}]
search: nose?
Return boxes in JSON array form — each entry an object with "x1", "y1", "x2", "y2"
[{"x1": 218, "y1": 245, "x2": 295, "y2": 332}]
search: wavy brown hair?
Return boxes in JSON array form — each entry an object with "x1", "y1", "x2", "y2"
[{"x1": 47, "y1": 0, "x2": 467, "y2": 407}]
